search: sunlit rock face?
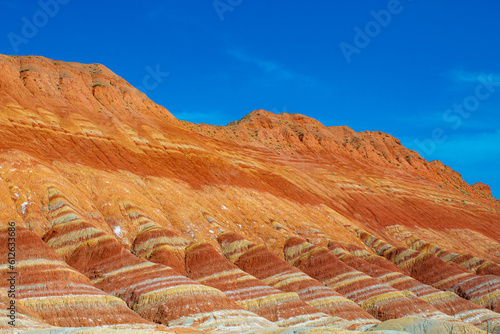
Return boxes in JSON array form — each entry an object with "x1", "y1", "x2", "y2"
[{"x1": 0, "y1": 54, "x2": 499, "y2": 333}]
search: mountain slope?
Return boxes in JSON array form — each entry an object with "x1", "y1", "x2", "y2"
[{"x1": 0, "y1": 55, "x2": 499, "y2": 333}]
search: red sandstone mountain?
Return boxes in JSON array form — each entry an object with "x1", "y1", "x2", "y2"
[{"x1": 0, "y1": 55, "x2": 499, "y2": 333}]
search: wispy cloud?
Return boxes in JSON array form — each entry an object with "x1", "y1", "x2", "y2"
[
  {"x1": 449, "y1": 69, "x2": 500, "y2": 83},
  {"x1": 434, "y1": 130, "x2": 500, "y2": 159},
  {"x1": 1, "y1": 0, "x2": 23, "y2": 10},
  {"x1": 227, "y1": 49, "x2": 309, "y2": 82}
]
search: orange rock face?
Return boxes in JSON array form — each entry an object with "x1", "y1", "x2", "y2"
[
  {"x1": 42, "y1": 188, "x2": 274, "y2": 331},
  {"x1": 1, "y1": 54, "x2": 500, "y2": 332}
]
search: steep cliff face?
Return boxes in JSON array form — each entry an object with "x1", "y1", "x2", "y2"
[{"x1": 0, "y1": 55, "x2": 499, "y2": 333}]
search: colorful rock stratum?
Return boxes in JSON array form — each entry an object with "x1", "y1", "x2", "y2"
[{"x1": 0, "y1": 55, "x2": 499, "y2": 333}]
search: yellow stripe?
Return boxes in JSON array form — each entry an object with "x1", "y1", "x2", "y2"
[
  {"x1": 196, "y1": 269, "x2": 243, "y2": 283},
  {"x1": 434, "y1": 273, "x2": 471, "y2": 289},
  {"x1": 19, "y1": 294, "x2": 126, "y2": 309},
  {"x1": 91, "y1": 262, "x2": 155, "y2": 284}
]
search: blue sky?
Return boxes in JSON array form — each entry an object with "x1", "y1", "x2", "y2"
[{"x1": 1, "y1": 0, "x2": 499, "y2": 197}]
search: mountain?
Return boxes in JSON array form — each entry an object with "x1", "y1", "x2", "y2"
[{"x1": 0, "y1": 55, "x2": 499, "y2": 333}]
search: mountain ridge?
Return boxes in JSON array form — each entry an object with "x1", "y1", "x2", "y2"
[
  {"x1": 1, "y1": 54, "x2": 500, "y2": 333},
  {"x1": 2, "y1": 54, "x2": 495, "y2": 200}
]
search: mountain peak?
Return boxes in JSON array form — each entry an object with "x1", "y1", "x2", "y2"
[
  {"x1": 0, "y1": 55, "x2": 178, "y2": 128},
  {"x1": 473, "y1": 182, "x2": 493, "y2": 198}
]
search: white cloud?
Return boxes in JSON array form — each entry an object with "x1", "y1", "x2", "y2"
[
  {"x1": 227, "y1": 49, "x2": 311, "y2": 82},
  {"x1": 433, "y1": 130, "x2": 500, "y2": 162},
  {"x1": 449, "y1": 69, "x2": 500, "y2": 84}
]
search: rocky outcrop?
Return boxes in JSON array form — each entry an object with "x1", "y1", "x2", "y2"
[
  {"x1": 0, "y1": 226, "x2": 160, "y2": 329},
  {"x1": 404, "y1": 235, "x2": 500, "y2": 276},
  {"x1": 1, "y1": 54, "x2": 500, "y2": 332},
  {"x1": 42, "y1": 188, "x2": 275, "y2": 331},
  {"x1": 217, "y1": 231, "x2": 380, "y2": 330},
  {"x1": 356, "y1": 228, "x2": 500, "y2": 313},
  {"x1": 473, "y1": 182, "x2": 493, "y2": 198},
  {"x1": 185, "y1": 241, "x2": 355, "y2": 328},
  {"x1": 283, "y1": 236, "x2": 452, "y2": 321},
  {"x1": 126, "y1": 203, "x2": 191, "y2": 276},
  {"x1": 342, "y1": 243, "x2": 405, "y2": 273},
  {"x1": 328, "y1": 240, "x2": 500, "y2": 331}
]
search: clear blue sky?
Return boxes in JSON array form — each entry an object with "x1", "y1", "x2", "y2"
[{"x1": 1, "y1": 1, "x2": 499, "y2": 197}]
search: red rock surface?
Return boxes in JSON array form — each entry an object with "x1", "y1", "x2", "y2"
[
  {"x1": 1, "y1": 54, "x2": 500, "y2": 332},
  {"x1": 0, "y1": 226, "x2": 160, "y2": 329},
  {"x1": 0, "y1": 288, "x2": 54, "y2": 331},
  {"x1": 328, "y1": 240, "x2": 500, "y2": 331},
  {"x1": 282, "y1": 236, "x2": 452, "y2": 322},
  {"x1": 217, "y1": 231, "x2": 381, "y2": 330},
  {"x1": 403, "y1": 235, "x2": 500, "y2": 276},
  {"x1": 185, "y1": 241, "x2": 353, "y2": 329},
  {"x1": 127, "y1": 203, "x2": 191, "y2": 276},
  {"x1": 338, "y1": 242, "x2": 404, "y2": 273},
  {"x1": 1, "y1": 55, "x2": 499, "y2": 256},
  {"x1": 355, "y1": 227, "x2": 500, "y2": 313},
  {"x1": 472, "y1": 182, "x2": 494, "y2": 198},
  {"x1": 42, "y1": 188, "x2": 275, "y2": 331}
]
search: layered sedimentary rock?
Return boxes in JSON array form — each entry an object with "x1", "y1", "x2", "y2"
[
  {"x1": 283, "y1": 236, "x2": 453, "y2": 321},
  {"x1": 0, "y1": 226, "x2": 162, "y2": 329},
  {"x1": 0, "y1": 288, "x2": 54, "y2": 332},
  {"x1": 1, "y1": 55, "x2": 500, "y2": 332},
  {"x1": 126, "y1": 203, "x2": 191, "y2": 276},
  {"x1": 217, "y1": 231, "x2": 380, "y2": 330},
  {"x1": 328, "y1": 240, "x2": 500, "y2": 331},
  {"x1": 42, "y1": 188, "x2": 275, "y2": 331},
  {"x1": 0, "y1": 55, "x2": 498, "y2": 258},
  {"x1": 21, "y1": 329, "x2": 200, "y2": 334},
  {"x1": 342, "y1": 243, "x2": 404, "y2": 273},
  {"x1": 356, "y1": 227, "x2": 500, "y2": 313},
  {"x1": 404, "y1": 235, "x2": 500, "y2": 277},
  {"x1": 185, "y1": 240, "x2": 356, "y2": 329}
]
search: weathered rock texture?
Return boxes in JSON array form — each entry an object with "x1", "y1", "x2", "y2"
[
  {"x1": 403, "y1": 234, "x2": 500, "y2": 276},
  {"x1": 185, "y1": 240, "x2": 353, "y2": 329},
  {"x1": 0, "y1": 288, "x2": 54, "y2": 332},
  {"x1": 0, "y1": 54, "x2": 499, "y2": 332},
  {"x1": 127, "y1": 203, "x2": 191, "y2": 276},
  {"x1": 355, "y1": 227, "x2": 500, "y2": 313},
  {"x1": 42, "y1": 188, "x2": 275, "y2": 331},
  {"x1": 217, "y1": 231, "x2": 381, "y2": 330},
  {"x1": 283, "y1": 236, "x2": 453, "y2": 322},
  {"x1": 0, "y1": 226, "x2": 160, "y2": 329},
  {"x1": 366, "y1": 316, "x2": 485, "y2": 334},
  {"x1": 328, "y1": 240, "x2": 500, "y2": 332}
]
